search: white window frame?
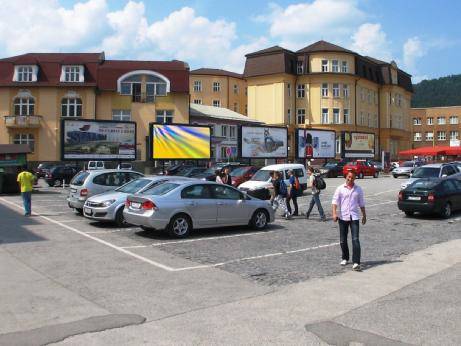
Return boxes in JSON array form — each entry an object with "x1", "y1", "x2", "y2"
[
  {"x1": 341, "y1": 61, "x2": 348, "y2": 73},
  {"x1": 437, "y1": 116, "x2": 446, "y2": 125},
  {"x1": 212, "y1": 100, "x2": 221, "y2": 107},
  {"x1": 321, "y1": 60, "x2": 328, "y2": 72},
  {"x1": 437, "y1": 131, "x2": 446, "y2": 141},
  {"x1": 60, "y1": 65, "x2": 84, "y2": 83},
  {"x1": 321, "y1": 108, "x2": 329, "y2": 124},
  {"x1": 14, "y1": 65, "x2": 38, "y2": 82},
  {"x1": 332, "y1": 83, "x2": 339, "y2": 98},
  {"x1": 450, "y1": 131, "x2": 459, "y2": 140},
  {"x1": 297, "y1": 109, "x2": 305, "y2": 124},
  {"x1": 332, "y1": 60, "x2": 339, "y2": 72},
  {"x1": 427, "y1": 117, "x2": 433, "y2": 125},
  {"x1": 193, "y1": 80, "x2": 202, "y2": 92},
  {"x1": 229, "y1": 125, "x2": 237, "y2": 139},
  {"x1": 112, "y1": 109, "x2": 131, "y2": 121},
  {"x1": 297, "y1": 61, "x2": 303, "y2": 74},
  {"x1": 344, "y1": 109, "x2": 350, "y2": 124},
  {"x1": 212, "y1": 82, "x2": 221, "y2": 92},
  {"x1": 233, "y1": 84, "x2": 239, "y2": 94},
  {"x1": 449, "y1": 116, "x2": 458, "y2": 124},
  {"x1": 321, "y1": 83, "x2": 328, "y2": 97},
  {"x1": 333, "y1": 108, "x2": 340, "y2": 124},
  {"x1": 14, "y1": 97, "x2": 35, "y2": 116},
  {"x1": 413, "y1": 132, "x2": 422, "y2": 141},
  {"x1": 61, "y1": 98, "x2": 82, "y2": 117},
  {"x1": 425, "y1": 132, "x2": 433, "y2": 141},
  {"x1": 156, "y1": 110, "x2": 174, "y2": 124},
  {"x1": 13, "y1": 133, "x2": 35, "y2": 152},
  {"x1": 297, "y1": 84, "x2": 305, "y2": 98},
  {"x1": 343, "y1": 84, "x2": 349, "y2": 98},
  {"x1": 413, "y1": 118, "x2": 422, "y2": 125},
  {"x1": 221, "y1": 125, "x2": 228, "y2": 137},
  {"x1": 193, "y1": 99, "x2": 202, "y2": 104},
  {"x1": 335, "y1": 136, "x2": 341, "y2": 154}
]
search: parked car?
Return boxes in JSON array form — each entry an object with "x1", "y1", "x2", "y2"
[
  {"x1": 175, "y1": 166, "x2": 208, "y2": 177},
  {"x1": 67, "y1": 169, "x2": 144, "y2": 214},
  {"x1": 35, "y1": 162, "x2": 55, "y2": 178},
  {"x1": 392, "y1": 161, "x2": 424, "y2": 178},
  {"x1": 87, "y1": 161, "x2": 105, "y2": 170},
  {"x1": 398, "y1": 176, "x2": 461, "y2": 218},
  {"x1": 450, "y1": 161, "x2": 461, "y2": 172},
  {"x1": 230, "y1": 166, "x2": 259, "y2": 187},
  {"x1": 44, "y1": 165, "x2": 79, "y2": 187},
  {"x1": 193, "y1": 163, "x2": 242, "y2": 181},
  {"x1": 117, "y1": 162, "x2": 133, "y2": 170},
  {"x1": 238, "y1": 163, "x2": 307, "y2": 200},
  {"x1": 342, "y1": 160, "x2": 379, "y2": 179},
  {"x1": 368, "y1": 160, "x2": 384, "y2": 172},
  {"x1": 400, "y1": 163, "x2": 460, "y2": 190},
  {"x1": 83, "y1": 176, "x2": 193, "y2": 226},
  {"x1": 124, "y1": 180, "x2": 275, "y2": 238},
  {"x1": 319, "y1": 160, "x2": 348, "y2": 178}
]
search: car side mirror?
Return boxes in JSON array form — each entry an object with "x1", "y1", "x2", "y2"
[
  {"x1": 409, "y1": 173, "x2": 413, "y2": 177},
  {"x1": 442, "y1": 174, "x2": 447, "y2": 178}
]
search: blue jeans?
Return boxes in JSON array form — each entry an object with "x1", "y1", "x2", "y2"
[
  {"x1": 339, "y1": 219, "x2": 361, "y2": 264},
  {"x1": 21, "y1": 191, "x2": 32, "y2": 215},
  {"x1": 306, "y1": 193, "x2": 325, "y2": 218}
]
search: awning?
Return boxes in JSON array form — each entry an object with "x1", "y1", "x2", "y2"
[{"x1": 399, "y1": 145, "x2": 460, "y2": 156}]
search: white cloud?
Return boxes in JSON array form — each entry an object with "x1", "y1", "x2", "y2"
[
  {"x1": 403, "y1": 37, "x2": 426, "y2": 70},
  {"x1": 351, "y1": 23, "x2": 392, "y2": 61}
]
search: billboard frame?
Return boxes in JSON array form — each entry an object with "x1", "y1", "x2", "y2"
[
  {"x1": 294, "y1": 128, "x2": 336, "y2": 159},
  {"x1": 340, "y1": 131, "x2": 376, "y2": 159},
  {"x1": 60, "y1": 118, "x2": 137, "y2": 161},
  {"x1": 149, "y1": 123, "x2": 212, "y2": 161},
  {"x1": 238, "y1": 124, "x2": 288, "y2": 159}
]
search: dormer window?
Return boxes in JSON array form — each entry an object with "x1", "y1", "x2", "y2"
[
  {"x1": 13, "y1": 65, "x2": 38, "y2": 82},
  {"x1": 60, "y1": 65, "x2": 84, "y2": 82},
  {"x1": 117, "y1": 70, "x2": 170, "y2": 103}
]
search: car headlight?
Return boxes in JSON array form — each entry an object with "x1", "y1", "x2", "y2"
[{"x1": 102, "y1": 199, "x2": 116, "y2": 207}]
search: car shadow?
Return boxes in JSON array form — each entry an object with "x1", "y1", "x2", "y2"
[{"x1": 402, "y1": 209, "x2": 461, "y2": 221}]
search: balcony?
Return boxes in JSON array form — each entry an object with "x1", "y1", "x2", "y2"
[{"x1": 4, "y1": 115, "x2": 42, "y2": 128}]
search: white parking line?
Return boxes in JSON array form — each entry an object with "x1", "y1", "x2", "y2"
[
  {"x1": 85, "y1": 228, "x2": 138, "y2": 234},
  {"x1": 367, "y1": 201, "x2": 395, "y2": 208}
]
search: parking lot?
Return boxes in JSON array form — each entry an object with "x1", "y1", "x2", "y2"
[{"x1": 1, "y1": 175, "x2": 460, "y2": 287}]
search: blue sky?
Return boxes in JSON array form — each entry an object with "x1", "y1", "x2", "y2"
[{"x1": 1, "y1": 0, "x2": 460, "y2": 82}]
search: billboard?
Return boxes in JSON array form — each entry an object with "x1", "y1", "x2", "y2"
[
  {"x1": 296, "y1": 129, "x2": 336, "y2": 159},
  {"x1": 61, "y1": 119, "x2": 136, "y2": 160},
  {"x1": 150, "y1": 124, "x2": 211, "y2": 160},
  {"x1": 341, "y1": 132, "x2": 375, "y2": 158},
  {"x1": 240, "y1": 125, "x2": 288, "y2": 158}
]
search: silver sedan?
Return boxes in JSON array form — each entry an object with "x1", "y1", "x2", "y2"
[{"x1": 123, "y1": 180, "x2": 275, "y2": 238}]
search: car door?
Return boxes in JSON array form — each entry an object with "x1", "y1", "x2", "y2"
[
  {"x1": 211, "y1": 184, "x2": 249, "y2": 226},
  {"x1": 451, "y1": 179, "x2": 461, "y2": 211},
  {"x1": 181, "y1": 184, "x2": 217, "y2": 227}
]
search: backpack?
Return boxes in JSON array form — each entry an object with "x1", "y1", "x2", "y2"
[
  {"x1": 313, "y1": 175, "x2": 326, "y2": 190},
  {"x1": 294, "y1": 176, "x2": 300, "y2": 190},
  {"x1": 278, "y1": 179, "x2": 288, "y2": 196}
]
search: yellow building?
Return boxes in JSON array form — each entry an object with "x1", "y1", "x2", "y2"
[
  {"x1": 190, "y1": 68, "x2": 247, "y2": 115},
  {"x1": 244, "y1": 41, "x2": 413, "y2": 159},
  {"x1": 0, "y1": 53, "x2": 190, "y2": 164}
]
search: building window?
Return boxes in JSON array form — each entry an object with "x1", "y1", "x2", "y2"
[
  {"x1": 437, "y1": 116, "x2": 446, "y2": 125},
  {"x1": 450, "y1": 131, "x2": 459, "y2": 140},
  {"x1": 63, "y1": 66, "x2": 82, "y2": 82},
  {"x1": 14, "y1": 97, "x2": 35, "y2": 116},
  {"x1": 321, "y1": 108, "x2": 329, "y2": 124},
  {"x1": 321, "y1": 60, "x2": 328, "y2": 72},
  {"x1": 193, "y1": 80, "x2": 202, "y2": 92},
  {"x1": 332, "y1": 83, "x2": 340, "y2": 98},
  {"x1": 17, "y1": 66, "x2": 34, "y2": 82},
  {"x1": 413, "y1": 117, "x2": 422, "y2": 125},
  {"x1": 212, "y1": 82, "x2": 220, "y2": 92},
  {"x1": 287, "y1": 109, "x2": 291, "y2": 124},
  {"x1": 437, "y1": 131, "x2": 446, "y2": 141},
  {"x1": 367, "y1": 90, "x2": 371, "y2": 104},
  {"x1": 13, "y1": 133, "x2": 35, "y2": 152},
  {"x1": 425, "y1": 132, "x2": 433, "y2": 141},
  {"x1": 449, "y1": 116, "x2": 459, "y2": 124},
  {"x1": 193, "y1": 99, "x2": 202, "y2": 104},
  {"x1": 297, "y1": 61, "x2": 303, "y2": 74},
  {"x1": 297, "y1": 84, "x2": 305, "y2": 98},
  {"x1": 359, "y1": 111, "x2": 364, "y2": 125},
  {"x1": 361, "y1": 88, "x2": 366, "y2": 102},
  {"x1": 335, "y1": 135, "x2": 341, "y2": 154},
  {"x1": 427, "y1": 117, "x2": 433, "y2": 125},
  {"x1": 156, "y1": 110, "x2": 174, "y2": 124},
  {"x1": 341, "y1": 61, "x2": 348, "y2": 73},
  {"x1": 333, "y1": 108, "x2": 340, "y2": 124},
  {"x1": 297, "y1": 109, "x2": 305, "y2": 124},
  {"x1": 233, "y1": 103, "x2": 238, "y2": 112},
  {"x1": 230, "y1": 125, "x2": 236, "y2": 139},
  {"x1": 221, "y1": 125, "x2": 228, "y2": 137},
  {"x1": 332, "y1": 60, "x2": 339, "y2": 72},
  {"x1": 344, "y1": 109, "x2": 349, "y2": 124},
  {"x1": 112, "y1": 109, "x2": 131, "y2": 121},
  {"x1": 61, "y1": 98, "x2": 82, "y2": 117},
  {"x1": 343, "y1": 84, "x2": 349, "y2": 98},
  {"x1": 413, "y1": 132, "x2": 422, "y2": 141},
  {"x1": 212, "y1": 100, "x2": 221, "y2": 107},
  {"x1": 233, "y1": 84, "x2": 239, "y2": 94},
  {"x1": 209, "y1": 124, "x2": 214, "y2": 136},
  {"x1": 287, "y1": 83, "x2": 291, "y2": 97},
  {"x1": 321, "y1": 83, "x2": 328, "y2": 97},
  {"x1": 397, "y1": 94, "x2": 402, "y2": 107}
]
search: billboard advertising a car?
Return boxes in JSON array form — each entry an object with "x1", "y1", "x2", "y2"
[
  {"x1": 296, "y1": 129, "x2": 336, "y2": 159},
  {"x1": 240, "y1": 125, "x2": 288, "y2": 158},
  {"x1": 341, "y1": 132, "x2": 375, "y2": 158},
  {"x1": 61, "y1": 119, "x2": 136, "y2": 160},
  {"x1": 150, "y1": 124, "x2": 211, "y2": 160}
]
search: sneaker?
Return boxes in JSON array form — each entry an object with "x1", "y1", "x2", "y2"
[
  {"x1": 320, "y1": 217, "x2": 327, "y2": 222},
  {"x1": 292, "y1": 212, "x2": 299, "y2": 216},
  {"x1": 340, "y1": 260, "x2": 348, "y2": 266},
  {"x1": 284, "y1": 213, "x2": 290, "y2": 219},
  {"x1": 352, "y1": 263, "x2": 361, "y2": 271}
]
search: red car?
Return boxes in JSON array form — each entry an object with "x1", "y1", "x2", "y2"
[
  {"x1": 231, "y1": 166, "x2": 259, "y2": 187},
  {"x1": 343, "y1": 160, "x2": 379, "y2": 179}
]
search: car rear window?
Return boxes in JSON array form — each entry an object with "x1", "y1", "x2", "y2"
[
  {"x1": 401, "y1": 161, "x2": 415, "y2": 167},
  {"x1": 408, "y1": 180, "x2": 439, "y2": 189},
  {"x1": 71, "y1": 171, "x2": 90, "y2": 186},
  {"x1": 116, "y1": 178, "x2": 152, "y2": 193},
  {"x1": 141, "y1": 182, "x2": 179, "y2": 195},
  {"x1": 412, "y1": 167, "x2": 439, "y2": 178}
]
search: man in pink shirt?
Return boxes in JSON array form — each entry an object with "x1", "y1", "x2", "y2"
[{"x1": 332, "y1": 170, "x2": 366, "y2": 271}]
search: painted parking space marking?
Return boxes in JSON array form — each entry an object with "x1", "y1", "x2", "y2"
[{"x1": 85, "y1": 228, "x2": 138, "y2": 234}]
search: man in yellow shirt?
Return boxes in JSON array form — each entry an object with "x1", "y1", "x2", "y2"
[{"x1": 17, "y1": 165, "x2": 35, "y2": 216}]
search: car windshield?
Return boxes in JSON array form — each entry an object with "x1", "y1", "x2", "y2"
[
  {"x1": 412, "y1": 167, "x2": 440, "y2": 178},
  {"x1": 408, "y1": 179, "x2": 439, "y2": 189},
  {"x1": 116, "y1": 178, "x2": 152, "y2": 193},
  {"x1": 402, "y1": 161, "x2": 415, "y2": 167},
  {"x1": 70, "y1": 171, "x2": 90, "y2": 186},
  {"x1": 140, "y1": 182, "x2": 179, "y2": 195},
  {"x1": 324, "y1": 162, "x2": 336, "y2": 168},
  {"x1": 231, "y1": 167, "x2": 249, "y2": 176},
  {"x1": 251, "y1": 170, "x2": 271, "y2": 181}
]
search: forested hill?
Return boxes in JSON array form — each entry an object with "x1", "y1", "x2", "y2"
[{"x1": 411, "y1": 74, "x2": 461, "y2": 108}]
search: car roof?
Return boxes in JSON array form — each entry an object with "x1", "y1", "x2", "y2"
[
  {"x1": 262, "y1": 163, "x2": 304, "y2": 170},
  {"x1": 85, "y1": 169, "x2": 142, "y2": 174},
  {"x1": 420, "y1": 163, "x2": 452, "y2": 168}
]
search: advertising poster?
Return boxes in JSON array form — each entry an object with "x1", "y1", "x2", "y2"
[
  {"x1": 341, "y1": 132, "x2": 375, "y2": 158},
  {"x1": 62, "y1": 120, "x2": 136, "y2": 160},
  {"x1": 151, "y1": 124, "x2": 211, "y2": 160},
  {"x1": 296, "y1": 129, "x2": 335, "y2": 159},
  {"x1": 240, "y1": 126, "x2": 288, "y2": 158}
]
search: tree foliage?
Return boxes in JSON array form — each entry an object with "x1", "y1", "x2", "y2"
[{"x1": 412, "y1": 74, "x2": 461, "y2": 108}]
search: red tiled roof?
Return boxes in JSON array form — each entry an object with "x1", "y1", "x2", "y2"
[
  {"x1": 190, "y1": 68, "x2": 243, "y2": 79},
  {"x1": 297, "y1": 40, "x2": 356, "y2": 54}
]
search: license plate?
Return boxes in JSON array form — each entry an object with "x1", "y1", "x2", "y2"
[
  {"x1": 71, "y1": 188, "x2": 77, "y2": 193},
  {"x1": 407, "y1": 196, "x2": 421, "y2": 201},
  {"x1": 131, "y1": 202, "x2": 141, "y2": 209},
  {"x1": 84, "y1": 207, "x2": 92, "y2": 215}
]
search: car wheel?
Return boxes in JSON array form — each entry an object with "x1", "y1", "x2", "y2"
[
  {"x1": 167, "y1": 214, "x2": 192, "y2": 238},
  {"x1": 250, "y1": 209, "x2": 269, "y2": 230},
  {"x1": 373, "y1": 171, "x2": 379, "y2": 178},
  {"x1": 393, "y1": 174, "x2": 398, "y2": 178},
  {"x1": 404, "y1": 211, "x2": 414, "y2": 216},
  {"x1": 358, "y1": 172, "x2": 364, "y2": 179},
  {"x1": 440, "y1": 202, "x2": 452, "y2": 218},
  {"x1": 75, "y1": 208, "x2": 83, "y2": 215},
  {"x1": 54, "y1": 179, "x2": 62, "y2": 187},
  {"x1": 115, "y1": 207, "x2": 127, "y2": 227}
]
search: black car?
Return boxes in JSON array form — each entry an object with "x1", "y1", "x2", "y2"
[
  {"x1": 398, "y1": 176, "x2": 461, "y2": 218},
  {"x1": 35, "y1": 162, "x2": 56, "y2": 178},
  {"x1": 165, "y1": 163, "x2": 194, "y2": 175},
  {"x1": 176, "y1": 167, "x2": 208, "y2": 177},
  {"x1": 45, "y1": 165, "x2": 79, "y2": 187},
  {"x1": 320, "y1": 160, "x2": 347, "y2": 178},
  {"x1": 193, "y1": 163, "x2": 242, "y2": 181}
]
